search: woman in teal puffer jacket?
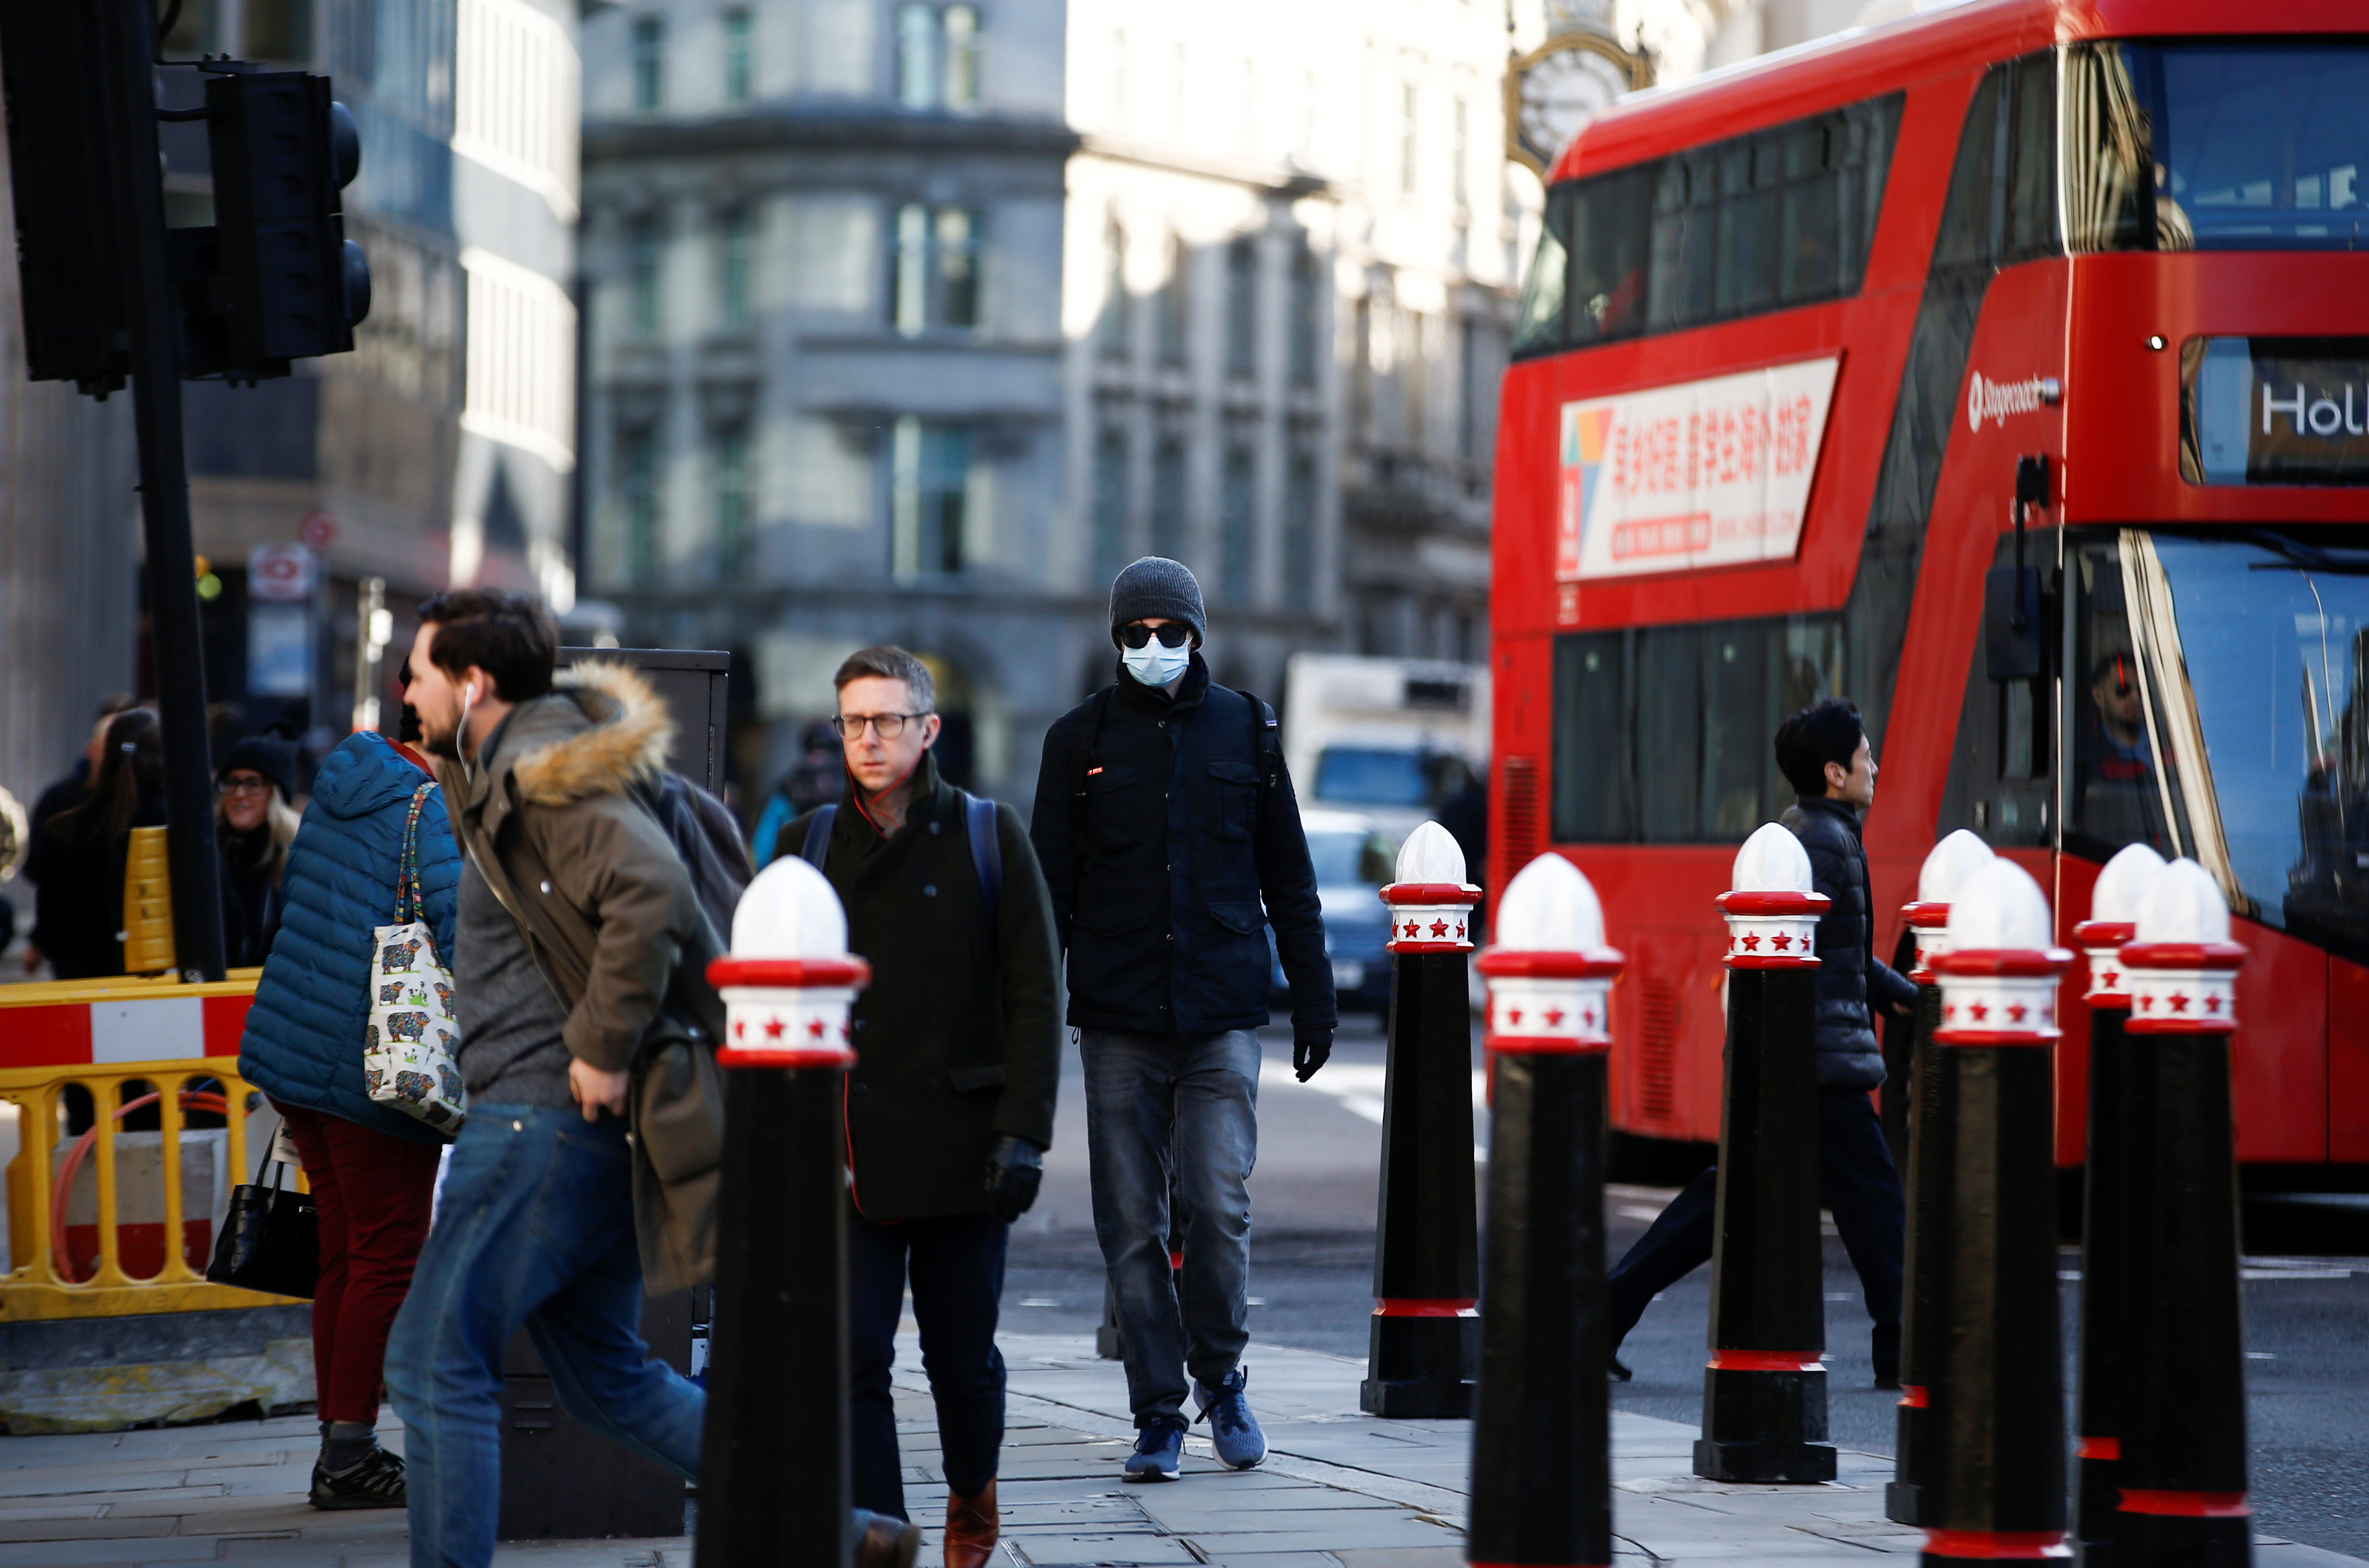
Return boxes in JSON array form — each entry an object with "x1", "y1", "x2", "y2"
[{"x1": 239, "y1": 726, "x2": 459, "y2": 1511}]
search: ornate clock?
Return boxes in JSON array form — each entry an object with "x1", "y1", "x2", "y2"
[{"x1": 1503, "y1": 31, "x2": 1655, "y2": 177}]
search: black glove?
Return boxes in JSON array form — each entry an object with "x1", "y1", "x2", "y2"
[
  {"x1": 1293, "y1": 1031, "x2": 1333, "y2": 1083},
  {"x1": 984, "y1": 1134, "x2": 1044, "y2": 1223}
]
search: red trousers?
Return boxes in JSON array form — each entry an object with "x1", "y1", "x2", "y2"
[{"x1": 274, "y1": 1102, "x2": 443, "y2": 1425}]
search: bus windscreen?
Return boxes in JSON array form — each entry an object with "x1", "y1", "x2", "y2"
[{"x1": 2066, "y1": 42, "x2": 2369, "y2": 252}]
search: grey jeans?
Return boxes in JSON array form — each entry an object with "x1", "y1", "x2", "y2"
[{"x1": 1080, "y1": 1027, "x2": 1260, "y2": 1425}]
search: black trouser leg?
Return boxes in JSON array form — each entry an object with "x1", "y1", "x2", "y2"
[
  {"x1": 906, "y1": 1214, "x2": 1011, "y2": 1500},
  {"x1": 846, "y1": 1211, "x2": 915, "y2": 1520},
  {"x1": 1605, "y1": 1166, "x2": 1718, "y2": 1350},
  {"x1": 1816, "y1": 1086, "x2": 1906, "y2": 1380}
]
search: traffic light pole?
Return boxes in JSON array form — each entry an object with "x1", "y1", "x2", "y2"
[{"x1": 96, "y1": 0, "x2": 226, "y2": 981}]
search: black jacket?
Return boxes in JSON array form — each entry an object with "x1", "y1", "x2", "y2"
[
  {"x1": 1031, "y1": 655, "x2": 1336, "y2": 1039},
  {"x1": 787, "y1": 752, "x2": 1063, "y2": 1222},
  {"x1": 1780, "y1": 795, "x2": 1916, "y2": 1090}
]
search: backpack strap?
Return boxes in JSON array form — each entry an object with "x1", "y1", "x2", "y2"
[
  {"x1": 799, "y1": 805, "x2": 837, "y2": 870},
  {"x1": 1234, "y1": 689, "x2": 1282, "y2": 835},
  {"x1": 962, "y1": 791, "x2": 1002, "y2": 919},
  {"x1": 1070, "y1": 686, "x2": 1119, "y2": 827}
]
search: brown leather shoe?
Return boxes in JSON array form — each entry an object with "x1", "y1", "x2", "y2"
[
  {"x1": 853, "y1": 1509, "x2": 921, "y2": 1568},
  {"x1": 944, "y1": 1479, "x2": 999, "y2": 1568}
]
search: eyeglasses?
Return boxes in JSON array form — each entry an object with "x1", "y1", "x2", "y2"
[
  {"x1": 833, "y1": 712, "x2": 931, "y2": 739},
  {"x1": 219, "y1": 777, "x2": 273, "y2": 798},
  {"x1": 1119, "y1": 623, "x2": 1192, "y2": 649}
]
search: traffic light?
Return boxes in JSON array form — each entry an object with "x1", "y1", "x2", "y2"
[
  {"x1": 201, "y1": 70, "x2": 370, "y2": 374},
  {"x1": 0, "y1": 0, "x2": 129, "y2": 394}
]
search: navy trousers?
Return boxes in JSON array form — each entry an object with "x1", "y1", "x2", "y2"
[
  {"x1": 847, "y1": 1210, "x2": 1009, "y2": 1520},
  {"x1": 1606, "y1": 1085, "x2": 1905, "y2": 1379}
]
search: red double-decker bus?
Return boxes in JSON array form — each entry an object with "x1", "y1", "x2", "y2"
[{"x1": 1489, "y1": 0, "x2": 2369, "y2": 1173}]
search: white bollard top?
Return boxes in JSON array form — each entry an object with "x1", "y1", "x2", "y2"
[
  {"x1": 1731, "y1": 821, "x2": 1813, "y2": 893},
  {"x1": 2073, "y1": 844, "x2": 2168, "y2": 1007},
  {"x1": 1917, "y1": 829, "x2": 1994, "y2": 904},
  {"x1": 1475, "y1": 853, "x2": 1623, "y2": 1053},
  {"x1": 1943, "y1": 858, "x2": 2055, "y2": 952},
  {"x1": 1393, "y1": 820, "x2": 1472, "y2": 889},
  {"x1": 2131, "y1": 857, "x2": 2232, "y2": 946},
  {"x1": 1931, "y1": 858, "x2": 2071, "y2": 1042},
  {"x1": 1491, "y1": 852, "x2": 1606, "y2": 954},
  {"x1": 728, "y1": 855, "x2": 850, "y2": 957}
]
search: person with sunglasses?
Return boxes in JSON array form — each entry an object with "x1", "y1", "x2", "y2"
[{"x1": 1029, "y1": 557, "x2": 1336, "y2": 1484}]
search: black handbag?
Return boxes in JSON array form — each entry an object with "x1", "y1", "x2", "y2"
[{"x1": 206, "y1": 1133, "x2": 319, "y2": 1299}]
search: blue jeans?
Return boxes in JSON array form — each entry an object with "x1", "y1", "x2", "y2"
[
  {"x1": 848, "y1": 1211, "x2": 1008, "y2": 1519},
  {"x1": 386, "y1": 1106, "x2": 705, "y2": 1568},
  {"x1": 1080, "y1": 1028, "x2": 1260, "y2": 1425}
]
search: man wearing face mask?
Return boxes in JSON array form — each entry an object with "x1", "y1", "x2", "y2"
[{"x1": 1030, "y1": 558, "x2": 1335, "y2": 1484}]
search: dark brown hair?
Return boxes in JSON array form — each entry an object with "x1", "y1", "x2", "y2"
[
  {"x1": 832, "y1": 646, "x2": 936, "y2": 712},
  {"x1": 51, "y1": 708, "x2": 163, "y2": 843},
  {"x1": 417, "y1": 590, "x2": 558, "y2": 703}
]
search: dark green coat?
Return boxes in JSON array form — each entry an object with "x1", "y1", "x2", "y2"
[{"x1": 785, "y1": 753, "x2": 1063, "y2": 1222}]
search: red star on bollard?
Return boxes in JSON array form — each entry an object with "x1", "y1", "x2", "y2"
[
  {"x1": 763, "y1": 1017, "x2": 787, "y2": 1039},
  {"x1": 808, "y1": 1018, "x2": 827, "y2": 1039},
  {"x1": 1509, "y1": 1008, "x2": 1524, "y2": 1025},
  {"x1": 1969, "y1": 1001, "x2": 1990, "y2": 1021},
  {"x1": 2139, "y1": 995, "x2": 2154, "y2": 1010},
  {"x1": 2007, "y1": 1003, "x2": 2028, "y2": 1022},
  {"x1": 1403, "y1": 921, "x2": 1421, "y2": 939},
  {"x1": 1944, "y1": 1004, "x2": 1957, "y2": 1020},
  {"x1": 1430, "y1": 919, "x2": 1450, "y2": 937},
  {"x1": 2169, "y1": 992, "x2": 2191, "y2": 1012},
  {"x1": 1741, "y1": 933, "x2": 1762, "y2": 950},
  {"x1": 2205, "y1": 994, "x2": 2223, "y2": 1013},
  {"x1": 1546, "y1": 1009, "x2": 1565, "y2": 1026},
  {"x1": 1582, "y1": 1008, "x2": 1596, "y2": 1028},
  {"x1": 1454, "y1": 921, "x2": 1466, "y2": 939},
  {"x1": 2102, "y1": 970, "x2": 2120, "y2": 988},
  {"x1": 733, "y1": 1020, "x2": 746, "y2": 1040},
  {"x1": 1771, "y1": 932, "x2": 1793, "y2": 950}
]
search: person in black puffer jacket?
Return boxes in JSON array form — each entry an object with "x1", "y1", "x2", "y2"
[{"x1": 1602, "y1": 698, "x2": 1912, "y2": 1387}]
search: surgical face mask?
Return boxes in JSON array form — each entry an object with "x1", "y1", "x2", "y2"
[{"x1": 1122, "y1": 639, "x2": 1191, "y2": 688}]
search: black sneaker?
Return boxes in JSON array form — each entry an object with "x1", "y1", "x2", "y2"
[{"x1": 310, "y1": 1446, "x2": 406, "y2": 1510}]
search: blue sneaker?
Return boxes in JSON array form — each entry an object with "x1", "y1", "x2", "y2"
[
  {"x1": 1124, "y1": 1416, "x2": 1187, "y2": 1481},
  {"x1": 1195, "y1": 1369, "x2": 1267, "y2": 1469}
]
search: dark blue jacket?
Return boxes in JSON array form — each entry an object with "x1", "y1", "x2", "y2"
[
  {"x1": 1030, "y1": 655, "x2": 1336, "y2": 1038},
  {"x1": 238, "y1": 732, "x2": 461, "y2": 1144},
  {"x1": 1781, "y1": 795, "x2": 1917, "y2": 1090}
]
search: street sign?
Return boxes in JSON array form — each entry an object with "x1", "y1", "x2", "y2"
[{"x1": 247, "y1": 541, "x2": 317, "y2": 602}]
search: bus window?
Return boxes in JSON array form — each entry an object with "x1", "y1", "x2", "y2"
[
  {"x1": 1512, "y1": 92, "x2": 1901, "y2": 359},
  {"x1": 1552, "y1": 614, "x2": 1844, "y2": 844},
  {"x1": 2064, "y1": 538, "x2": 2178, "y2": 862},
  {"x1": 2065, "y1": 43, "x2": 2369, "y2": 253},
  {"x1": 1937, "y1": 531, "x2": 2059, "y2": 848}
]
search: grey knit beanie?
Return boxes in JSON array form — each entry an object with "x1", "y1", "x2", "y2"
[{"x1": 1108, "y1": 557, "x2": 1207, "y2": 646}]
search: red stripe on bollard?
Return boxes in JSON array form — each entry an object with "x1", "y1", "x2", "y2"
[
  {"x1": 715, "y1": 1045, "x2": 855, "y2": 1069},
  {"x1": 2118, "y1": 1491, "x2": 2250, "y2": 1518},
  {"x1": 1920, "y1": 1528, "x2": 2072, "y2": 1558},
  {"x1": 2077, "y1": 1436, "x2": 2119, "y2": 1460},
  {"x1": 1706, "y1": 1350, "x2": 1821, "y2": 1372},
  {"x1": 1485, "y1": 1035, "x2": 1610, "y2": 1055},
  {"x1": 1372, "y1": 1298, "x2": 1477, "y2": 1317},
  {"x1": 708, "y1": 955, "x2": 873, "y2": 987},
  {"x1": 1898, "y1": 1384, "x2": 1929, "y2": 1409}
]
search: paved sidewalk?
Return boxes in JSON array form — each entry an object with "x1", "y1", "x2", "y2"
[{"x1": 0, "y1": 1328, "x2": 2356, "y2": 1567}]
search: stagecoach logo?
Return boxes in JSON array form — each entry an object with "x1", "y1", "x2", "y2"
[
  {"x1": 1555, "y1": 356, "x2": 1840, "y2": 582},
  {"x1": 1967, "y1": 370, "x2": 2062, "y2": 432}
]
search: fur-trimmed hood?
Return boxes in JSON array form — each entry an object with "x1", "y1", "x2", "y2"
[{"x1": 508, "y1": 660, "x2": 676, "y2": 807}]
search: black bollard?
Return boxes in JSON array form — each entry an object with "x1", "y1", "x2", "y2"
[
  {"x1": 1919, "y1": 859, "x2": 2071, "y2": 1567},
  {"x1": 2071, "y1": 843, "x2": 2168, "y2": 1568},
  {"x1": 1468, "y1": 852, "x2": 1623, "y2": 1568},
  {"x1": 1890, "y1": 830, "x2": 1994, "y2": 1528},
  {"x1": 2114, "y1": 860, "x2": 2253, "y2": 1568},
  {"x1": 700, "y1": 896, "x2": 871, "y2": 1568},
  {"x1": 1697, "y1": 824, "x2": 1835, "y2": 1485},
  {"x1": 1364, "y1": 823, "x2": 1484, "y2": 1418}
]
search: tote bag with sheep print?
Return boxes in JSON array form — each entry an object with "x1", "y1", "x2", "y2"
[{"x1": 364, "y1": 782, "x2": 466, "y2": 1131}]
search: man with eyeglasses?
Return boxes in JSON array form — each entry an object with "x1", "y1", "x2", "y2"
[
  {"x1": 779, "y1": 645, "x2": 1063, "y2": 1568},
  {"x1": 1030, "y1": 558, "x2": 1335, "y2": 1483}
]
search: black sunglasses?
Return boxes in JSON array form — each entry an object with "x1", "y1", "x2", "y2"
[{"x1": 1119, "y1": 623, "x2": 1192, "y2": 649}]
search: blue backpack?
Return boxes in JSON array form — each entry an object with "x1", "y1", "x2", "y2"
[{"x1": 799, "y1": 791, "x2": 1003, "y2": 924}]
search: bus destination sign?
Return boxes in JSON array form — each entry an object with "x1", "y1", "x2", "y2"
[
  {"x1": 1556, "y1": 356, "x2": 1840, "y2": 581},
  {"x1": 2187, "y1": 336, "x2": 2369, "y2": 486}
]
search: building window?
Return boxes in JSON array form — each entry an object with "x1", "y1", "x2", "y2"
[
  {"x1": 722, "y1": 7, "x2": 752, "y2": 103},
  {"x1": 1289, "y1": 242, "x2": 1320, "y2": 388},
  {"x1": 1452, "y1": 96, "x2": 1469, "y2": 209},
  {"x1": 713, "y1": 424, "x2": 752, "y2": 577},
  {"x1": 1150, "y1": 435, "x2": 1186, "y2": 559},
  {"x1": 1282, "y1": 448, "x2": 1317, "y2": 609},
  {"x1": 454, "y1": 0, "x2": 580, "y2": 218},
  {"x1": 1157, "y1": 236, "x2": 1188, "y2": 366},
  {"x1": 1220, "y1": 441, "x2": 1256, "y2": 604},
  {"x1": 1092, "y1": 423, "x2": 1131, "y2": 581},
  {"x1": 626, "y1": 214, "x2": 663, "y2": 338},
  {"x1": 463, "y1": 248, "x2": 578, "y2": 473},
  {"x1": 1097, "y1": 221, "x2": 1127, "y2": 360},
  {"x1": 1224, "y1": 237, "x2": 1256, "y2": 380},
  {"x1": 630, "y1": 15, "x2": 664, "y2": 110},
  {"x1": 619, "y1": 426, "x2": 660, "y2": 580},
  {"x1": 1399, "y1": 82, "x2": 1419, "y2": 196},
  {"x1": 717, "y1": 207, "x2": 754, "y2": 332},
  {"x1": 897, "y1": 3, "x2": 980, "y2": 111},
  {"x1": 892, "y1": 204, "x2": 983, "y2": 336},
  {"x1": 891, "y1": 417, "x2": 973, "y2": 579}
]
